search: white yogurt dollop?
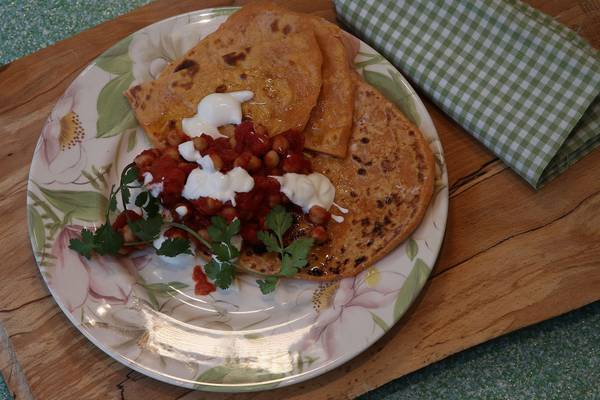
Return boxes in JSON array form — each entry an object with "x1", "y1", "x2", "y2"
[
  {"x1": 273, "y1": 173, "x2": 335, "y2": 213},
  {"x1": 182, "y1": 91, "x2": 254, "y2": 139},
  {"x1": 178, "y1": 141, "x2": 202, "y2": 163},
  {"x1": 182, "y1": 156, "x2": 254, "y2": 206}
]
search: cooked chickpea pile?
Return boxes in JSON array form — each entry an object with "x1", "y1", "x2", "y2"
[{"x1": 127, "y1": 121, "x2": 331, "y2": 252}]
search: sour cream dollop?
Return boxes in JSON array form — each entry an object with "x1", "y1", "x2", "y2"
[
  {"x1": 182, "y1": 91, "x2": 254, "y2": 139},
  {"x1": 182, "y1": 156, "x2": 254, "y2": 206},
  {"x1": 273, "y1": 173, "x2": 335, "y2": 213}
]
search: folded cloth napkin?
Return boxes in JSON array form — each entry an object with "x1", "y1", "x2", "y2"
[{"x1": 335, "y1": 0, "x2": 600, "y2": 188}]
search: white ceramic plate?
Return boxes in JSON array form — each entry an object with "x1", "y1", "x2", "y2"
[{"x1": 27, "y1": 8, "x2": 448, "y2": 392}]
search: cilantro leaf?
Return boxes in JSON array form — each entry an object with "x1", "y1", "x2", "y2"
[
  {"x1": 213, "y1": 261, "x2": 235, "y2": 289},
  {"x1": 257, "y1": 231, "x2": 281, "y2": 253},
  {"x1": 109, "y1": 196, "x2": 117, "y2": 212},
  {"x1": 212, "y1": 242, "x2": 240, "y2": 260},
  {"x1": 128, "y1": 214, "x2": 162, "y2": 241},
  {"x1": 134, "y1": 191, "x2": 148, "y2": 208},
  {"x1": 121, "y1": 185, "x2": 131, "y2": 205},
  {"x1": 204, "y1": 259, "x2": 220, "y2": 280},
  {"x1": 69, "y1": 229, "x2": 96, "y2": 259},
  {"x1": 265, "y1": 205, "x2": 292, "y2": 241},
  {"x1": 284, "y1": 237, "x2": 314, "y2": 268},
  {"x1": 156, "y1": 237, "x2": 192, "y2": 257},
  {"x1": 134, "y1": 191, "x2": 159, "y2": 217},
  {"x1": 279, "y1": 254, "x2": 298, "y2": 277},
  {"x1": 122, "y1": 164, "x2": 139, "y2": 185},
  {"x1": 207, "y1": 225, "x2": 224, "y2": 243},
  {"x1": 208, "y1": 216, "x2": 239, "y2": 243},
  {"x1": 225, "y1": 218, "x2": 241, "y2": 239},
  {"x1": 144, "y1": 195, "x2": 160, "y2": 217},
  {"x1": 94, "y1": 223, "x2": 124, "y2": 255},
  {"x1": 257, "y1": 207, "x2": 315, "y2": 287},
  {"x1": 257, "y1": 276, "x2": 279, "y2": 294}
]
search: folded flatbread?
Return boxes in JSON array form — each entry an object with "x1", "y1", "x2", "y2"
[
  {"x1": 125, "y1": 1, "x2": 323, "y2": 147},
  {"x1": 239, "y1": 76, "x2": 436, "y2": 280}
]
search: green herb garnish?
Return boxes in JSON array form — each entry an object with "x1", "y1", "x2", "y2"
[
  {"x1": 256, "y1": 205, "x2": 314, "y2": 294},
  {"x1": 69, "y1": 164, "x2": 314, "y2": 295}
]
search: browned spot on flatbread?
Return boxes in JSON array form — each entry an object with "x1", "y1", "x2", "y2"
[
  {"x1": 223, "y1": 51, "x2": 247, "y2": 66},
  {"x1": 173, "y1": 59, "x2": 198, "y2": 74}
]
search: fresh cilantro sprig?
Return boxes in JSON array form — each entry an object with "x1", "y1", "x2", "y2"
[
  {"x1": 156, "y1": 237, "x2": 193, "y2": 257},
  {"x1": 256, "y1": 206, "x2": 314, "y2": 294},
  {"x1": 171, "y1": 217, "x2": 241, "y2": 289},
  {"x1": 68, "y1": 163, "x2": 313, "y2": 295},
  {"x1": 69, "y1": 164, "x2": 140, "y2": 259}
]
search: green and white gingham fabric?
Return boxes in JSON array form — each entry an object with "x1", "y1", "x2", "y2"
[{"x1": 335, "y1": 0, "x2": 600, "y2": 187}]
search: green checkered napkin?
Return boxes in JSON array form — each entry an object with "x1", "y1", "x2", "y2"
[{"x1": 335, "y1": 0, "x2": 600, "y2": 188}]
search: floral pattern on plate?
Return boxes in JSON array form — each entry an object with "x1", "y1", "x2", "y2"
[{"x1": 27, "y1": 8, "x2": 448, "y2": 392}]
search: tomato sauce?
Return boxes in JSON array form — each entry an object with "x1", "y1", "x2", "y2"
[{"x1": 133, "y1": 121, "x2": 315, "y2": 247}]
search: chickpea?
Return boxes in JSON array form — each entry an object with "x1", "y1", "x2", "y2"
[
  {"x1": 311, "y1": 226, "x2": 329, "y2": 244},
  {"x1": 206, "y1": 198, "x2": 223, "y2": 213},
  {"x1": 209, "y1": 153, "x2": 224, "y2": 171},
  {"x1": 234, "y1": 155, "x2": 249, "y2": 169},
  {"x1": 121, "y1": 225, "x2": 136, "y2": 243},
  {"x1": 308, "y1": 205, "x2": 331, "y2": 225},
  {"x1": 247, "y1": 155, "x2": 262, "y2": 171},
  {"x1": 272, "y1": 135, "x2": 290, "y2": 154},
  {"x1": 264, "y1": 150, "x2": 280, "y2": 169},
  {"x1": 197, "y1": 228, "x2": 210, "y2": 241},
  {"x1": 220, "y1": 206, "x2": 237, "y2": 222},
  {"x1": 193, "y1": 136, "x2": 209, "y2": 152},
  {"x1": 254, "y1": 124, "x2": 267, "y2": 137},
  {"x1": 163, "y1": 146, "x2": 180, "y2": 160},
  {"x1": 268, "y1": 193, "x2": 282, "y2": 207},
  {"x1": 167, "y1": 130, "x2": 184, "y2": 146},
  {"x1": 133, "y1": 150, "x2": 158, "y2": 169}
]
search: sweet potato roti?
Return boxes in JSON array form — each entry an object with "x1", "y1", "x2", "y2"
[
  {"x1": 125, "y1": 2, "x2": 436, "y2": 281},
  {"x1": 239, "y1": 77, "x2": 435, "y2": 280},
  {"x1": 126, "y1": 2, "x2": 323, "y2": 147}
]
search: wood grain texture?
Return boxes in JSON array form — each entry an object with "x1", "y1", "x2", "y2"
[{"x1": 0, "y1": 0, "x2": 598, "y2": 399}]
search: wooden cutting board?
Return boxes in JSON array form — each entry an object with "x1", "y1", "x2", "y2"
[{"x1": 1, "y1": 0, "x2": 599, "y2": 399}]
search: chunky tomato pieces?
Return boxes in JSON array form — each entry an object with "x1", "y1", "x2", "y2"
[
  {"x1": 192, "y1": 265, "x2": 216, "y2": 295},
  {"x1": 132, "y1": 121, "x2": 313, "y2": 246}
]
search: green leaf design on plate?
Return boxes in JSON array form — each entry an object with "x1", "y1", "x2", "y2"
[
  {"x1": 196, "y1": 364, "x2": 286, "y2": 387},
  {"x1": 354, "y1": 54, "x2": 384, "y2": 69},
  {"x1": 393, "y1": 258, "x2": 430, "y2": 321},
  {"x1": 97, "y1": 72, "x2": 137, "y2": 138},
  {"x1": 209, "y1": 7, "x2": 239, "y2": 16},
  {"x1": 406, "y1": 238, "x2": 418, "y2": 261},
  {"x1": 363, "y1": 69, "x2": 420, "y2": 125},
  {"x1": 28, "y1": 205, "x2": 46, "y2": 255},
  {"x1": 127, "y1": 129, "x2": 137, "y2": 152},
  {"x1": 243, "y1": 333, "x2": 263, "y2": 340},
  {"x1": 95, "y1": 36, "x2": 133, "y2": 75},
  {"x1": 141, "y1": 281, "x2": 189, "y2": 297},
  {"x1": 37, "y1": 185, "x2": 108, "y2": 222},
  {"x1": 370, "y1": 311, "x2": 390, "y2": 332}
]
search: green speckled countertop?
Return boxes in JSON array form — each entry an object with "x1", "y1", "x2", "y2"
[{"x1": 1, "y1": 1, "x2": 599, "y2": 399}]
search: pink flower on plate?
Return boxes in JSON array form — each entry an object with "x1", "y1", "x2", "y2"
[
  {"x1": 298, "y1": 269, "x2": 406, "y2": 358},
  {"x1": 36, "y1": 81, "x2": 87, "y2": 183},
  {"x1": 48, "y1": 225, "x2": 147, "y2": 312}
]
